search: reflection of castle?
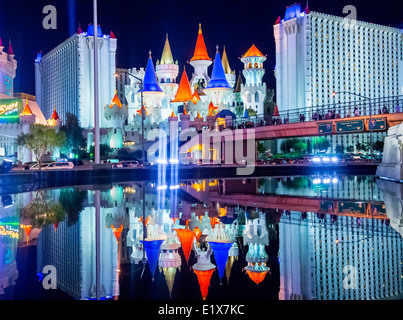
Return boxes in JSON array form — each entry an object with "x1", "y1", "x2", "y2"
[{"x1": 279, "y1": 211, "x2": 403, "y2": 300}]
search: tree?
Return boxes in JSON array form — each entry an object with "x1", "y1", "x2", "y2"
[
  {"x1": 356, "y1": 142, "x2": 370, "y2": 153},
  {"x1": 346, "y1": 145, "x2": 355, "y2": 153},
  {"x1": 335, "y1": 144, "x2": 345, "y2": 154},
  {"x1": 17, "y1": 124, "x2": 66, "y2": 169},
  {"x1": 280, "y1": 138, "x2": 306, "y2": 153},
  {"x1": 313, "y1": 137, "x2": 330, "y2": 151},
  {"x1": 89, "y1": 144, "x2": 112, "y2": 160},
  {"x1": 59, "y1": 113, "x2": 86, "y2": 158}
]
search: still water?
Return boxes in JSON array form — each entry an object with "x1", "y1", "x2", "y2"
[{"x1": 0, "y1": 174, "x2": 402, "y2": 300}]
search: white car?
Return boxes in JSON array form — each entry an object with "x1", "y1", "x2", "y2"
[
  {"x1": 43, "y1": 162, "x2": 74, "y2": 170},
  {"x1": 122, "y1": 160, "x2": 139, "y2": 168}
]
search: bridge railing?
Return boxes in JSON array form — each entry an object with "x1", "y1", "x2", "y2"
[{"x1": 228, "y1": 95, "x2": 403, "y2": 130}]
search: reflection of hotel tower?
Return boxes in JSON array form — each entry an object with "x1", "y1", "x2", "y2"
[
  {"x1": 36, "y1": 189, "x2": 120, "y2": 300},
  {"x1": 279, "y1": 211, "x2": 403, "y2": 300}
]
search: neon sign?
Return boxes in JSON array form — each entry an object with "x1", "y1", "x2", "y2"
[{"x1": 0, "y1": 99, "x2": 22, "y2": 124}]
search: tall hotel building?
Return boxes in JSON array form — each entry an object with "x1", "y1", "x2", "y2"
[
  {"x1": 274, "y1": 3, "x2": 403, "y2": 113},
  {"x1": 35, "y1": 25, "x2": 117, "y2": 128}
]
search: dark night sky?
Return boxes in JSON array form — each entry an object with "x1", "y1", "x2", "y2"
[{"x1": 0, "y1": 0, "x2": 402, "y2": 96}]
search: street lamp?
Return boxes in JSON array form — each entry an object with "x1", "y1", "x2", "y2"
[
  {"x1": 114, "y1": 71, "x2": 145, "y2": 166},
  {"x1": 332, "y1": 91, "x2": 373, "y2": 163},
  {"x1": 93, "y1": 0, "x2": 100, "y2": 164}
]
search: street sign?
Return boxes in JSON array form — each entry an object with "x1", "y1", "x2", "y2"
[
  {"x1": 368, "y1": 118, "x2": 387, "y2": 131},
  {"x1": 318, "y1": 122, "x2": 333, "y2": 134},
  {"x1": 336, "y1": 119, "x2": 364, "y2": 133}
]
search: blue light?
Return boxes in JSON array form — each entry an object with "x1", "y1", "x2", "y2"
[
  {"x1": 323, "y1": 178, "x2": 331, "y2": 184},
  {"x1": 323, "y1": 157, "x2": 330, "y2": 163},
  {"x1": 312, "y1": 157, "x2": 321, "y2": 163},
  {"x1": 332, "y1": 177, "x2": 338, "y2": 183},
  {"x1": 284, "y1": 3, "x2": 301, "y2": 21},
  {"x1": 331, "y1": 157, "x2": 338, "y2": 162}
]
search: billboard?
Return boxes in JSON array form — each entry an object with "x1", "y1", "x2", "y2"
[{"x1": 0, "y1": 98, "x2": 23, "y2": 124}]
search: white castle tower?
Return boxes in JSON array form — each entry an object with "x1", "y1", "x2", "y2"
[
  {"x1": 156, "y1": 34, "x2": 179, "y2": 118},
  {"x1": 189, "y1": 24, "x2": 212, "y2": 90},
  {"x1": 104, "y1": 92, "x2": 128, "y2": 149},
  {"x1": 240, "y1": 44, "x2": 267, "y2": 116},
  {"x1": 0, "y1": 38, "x2": 17, "y2": 97}
]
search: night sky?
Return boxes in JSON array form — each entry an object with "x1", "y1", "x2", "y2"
[{"x1": 0, "y1": 0, "x2": 402, "y2": 96}]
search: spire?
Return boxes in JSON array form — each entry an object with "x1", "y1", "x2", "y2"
[
  {"x1": 191, "y1": 86, "x2": 201, "y2": 104},
  {"x1": 0, "y1": 37, "x2": 3, "y2": 48},
  {"x1": 183, "y1": 107, "x2": 188, "y2": 115},
  {"x1": 111, "y1": 91, "x2": 122, "y2": 108},
  {"x1": 171, "y1": 67, "x2": 192, "y2": 102},
  {"x1": 21, "y1": 99, "x2": 33, "y2": 116},
  {"x1": 137, "y1": 105, "x2": 149, "y2": 117},
  {"x1": 274, "y1": 16, "x2": 281, "y2": 24},
  {"x1": 170, "y1": 109, "x2": 176, "y2": 117},
  {"x1": 242, "y1": 44, "x2": 264, "y2": 58},
  {"x1": 234, "y1": 72, "x2": 243, "y2": 93},
  {"x1": 141, "y1": 51, "x2": 163, "y2": 92},
  {"x1": 110, "y1": 31, "x2": 116, "y2": 39},
  {"x1": 77, "y1": 23, "x2": 82, "y2": 34},
  {"x1": 304, "y1": 1, "x2": 311, "y2": 14},
  {"x1": 208, "y1": 101, "x2": 217, "y2": 116},
  {"x1": 221, "y1": 46, "x2": 232, "y2": 74},
  {"x1": 205, "y1": 47, "x2": 231, "y2": 89},
  {"x1": 190, "y1": 23, "x2": 211, "y2": 61},
  {"x1": 51, "y1": 106, "x2": 60, "y2": 120},
  {"x1": 8, "y1": 40, "x2": 14, "y2": 55},
  {"x1": 160, "y1": 34, "x2": 174, "y2": 65}
]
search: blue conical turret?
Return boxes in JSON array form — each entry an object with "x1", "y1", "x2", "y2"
[
  {"x1": 205, "y1": 46, "x2": 231, "y2": 89},
  {"x1": 141, "y1": 51, "x2": 163, "y2": 93}
]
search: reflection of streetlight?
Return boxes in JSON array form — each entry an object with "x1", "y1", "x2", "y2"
[
  {"x1": 114, "y1": 71, "x2": 145, "y2": 166},
  {"x1": 332, "y1": 91, "x2": 373, "y2": 162}
]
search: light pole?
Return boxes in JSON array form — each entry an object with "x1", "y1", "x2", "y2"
[
  {"x1": 93, "y1": 0, "x2": 100, "y2": 164},
  {"x1": 332, "y1": 91, "x2": 373, "y2": 163},
  {"x1": 114, "y1": 71, "x2": 145, "y2": 166}
]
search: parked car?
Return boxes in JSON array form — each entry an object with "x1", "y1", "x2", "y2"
[
  {"x1": 122, "y1": 160, "x2": 139, "y2": 168},
  {"x1": 68, "y1": 159, "x2": 84, "y2": 166},
  {"x1": 43, "y1": 161, "x2": 74, "y2": 170}
]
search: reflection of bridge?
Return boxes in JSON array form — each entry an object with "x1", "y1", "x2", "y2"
[
  {"x1": 180, "y1": 178, "x2": 388, "y2": 221},
  {"x1": 206, "y1": 192, "x2": 388, "y2": 221}
]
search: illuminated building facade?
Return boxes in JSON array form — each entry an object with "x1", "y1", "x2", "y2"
[
  {"x1": 35, "y1": 24, "x2": 117, "y2": 128},
  {"x1": 274, "y1": 3, "x2": 403, "y2": 114},
  {"x1": 124, "y1": 24, "x2": 274, "y2": 132}
]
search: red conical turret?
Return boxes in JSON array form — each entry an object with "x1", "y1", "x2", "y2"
[{"x1": 8, "y1": 40, "x2": 14, "y2": 55}]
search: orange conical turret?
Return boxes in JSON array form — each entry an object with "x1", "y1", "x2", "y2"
[
  {"x1": 242, "y1": 44, "x2": 265, "y2": 58},
  {"x1": 191, "y1": 86, "x2": 201, "y2": 104},
  {"x1": 190, "y1": 24, "x2": 211, "y2": 61},
  {"x1": 21, "y1": 100, "x2": 33, "y2": 116},
  {"x1": 111, "y1": 91, "x2": 122, "y2": 108},
  {"x1": 172, "y1": 68, "x2": 193, "y2": 103}
]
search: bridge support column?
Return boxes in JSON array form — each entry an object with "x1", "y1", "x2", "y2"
[{"x1": 377, "y1": 122, "x2": 403, "y2": 182}]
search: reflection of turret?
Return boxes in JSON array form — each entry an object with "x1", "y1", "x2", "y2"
[
  {"x1": 206, "y1": 223, "x2": 235, "y2": 284},
  {"x1": 192, "y1": 240, "x2": 216, "y2": 300}
]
